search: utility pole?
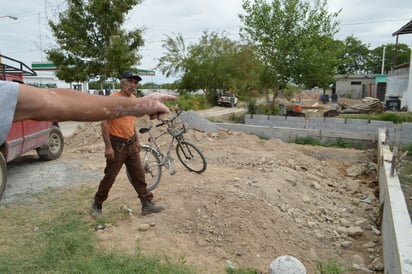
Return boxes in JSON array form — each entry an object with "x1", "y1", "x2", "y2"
[
  {"x1": 38, "y1": 13, "x2": 43, "y2": 61},
  {"x1": 381, "y1": 46, "x2": 386, "y2": 75}
]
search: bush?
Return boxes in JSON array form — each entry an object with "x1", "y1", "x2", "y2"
[
  {"x1": 258, "y1": 104, "x2": 279, "y2": 115},
  {"x1": 404, "y1": 143, "x2": 412, "y2": 154},
  {"x1": 167, "y1": 94, "x2": 211, "y2": 111},
  {"x1": 374, "y1": 112, "x2": 404, "y2": 124},
  {"x1": 247, "y1": 99, "x2": 257, "y2": 116},
  {"x1": 340, "y1": 111, "x2": 412, "y2": 124},
  {"x1": 295, "y1": 136, "x2": 321, "y2": 146}
]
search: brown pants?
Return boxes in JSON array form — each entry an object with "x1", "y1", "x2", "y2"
[{"x1": 94, "y1": 138, "x2": 152, "y2": 206}]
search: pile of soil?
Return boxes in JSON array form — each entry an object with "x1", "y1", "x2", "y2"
[{"x1": 63, "y1": 112, "x2": 383, "y2": 274}]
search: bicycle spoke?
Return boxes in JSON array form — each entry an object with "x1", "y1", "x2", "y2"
[{"x1": 176, "y1": 141, "x2": 207, "y2": 173}]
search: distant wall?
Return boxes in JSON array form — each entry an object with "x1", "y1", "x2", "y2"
[{"x1": 220, "y1": 114, "x2": 412, "y2": 148}]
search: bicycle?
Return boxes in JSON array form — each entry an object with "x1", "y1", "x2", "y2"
[{"x1": 127, "y1": 111, "x2": 207, "y2": 191}]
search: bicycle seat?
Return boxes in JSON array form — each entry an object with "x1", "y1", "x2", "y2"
[{"x1": 139, "y1": 125, "x2": 152, "y2": 134}]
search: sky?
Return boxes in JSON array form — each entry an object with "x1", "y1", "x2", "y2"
[{"x1": 1, "y1": 0, "x2": 411, "y2": 84}]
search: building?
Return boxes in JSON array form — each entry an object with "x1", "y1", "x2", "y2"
[
  {"x1": 335, "y1": 20, "x2": 412, "y2": 105},
  {"x1": 335, "y1": 74, "x2": 377, "y2": 99}
]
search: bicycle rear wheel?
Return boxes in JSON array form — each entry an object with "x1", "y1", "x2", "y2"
[
  {"x1": 127, "y1": 145, "x2": 162, "y2": 191},
  {"x1": 176, "y1": 141, "x2": 207, "y2": 173}
]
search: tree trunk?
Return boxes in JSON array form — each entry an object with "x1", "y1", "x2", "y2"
[
  {"x1": 264, "y1": 87, "x2": 269, "y2": 104},
  {"x1": 272, "y1": 86, "x2": 279, "y2": 107}
]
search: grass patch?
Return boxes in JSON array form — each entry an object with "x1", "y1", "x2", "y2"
[
  {"x1": 226, "y1": 267, "x2": 259, "y2": 274},
  {"x1": 0, "y1": 210, "x2": 195, "y2": 273},
  {"x1": 166, "y1": 93, "x2": 212, "y2": 111},
  {"x1": 339, "y1": 111, "x2": 412, "y2": 124},
  {"x1": 294, "y1": 136, "x2": 365, "y2": 149},
  {"x1": 397, "y1": 154, "x2": 412, "y2": 221},
  {"x1": 295, "y1": 136, "x2": 322, "y2": 146},
  {"x1": 0, "y1": 185, "x2": 195, "y2": 274},
  {"x1": 315, "y1": 259, "x2": 353, "y2": 274},
  {"x1": 295, "y1": 136, "x2": 352, "y2": 148}
]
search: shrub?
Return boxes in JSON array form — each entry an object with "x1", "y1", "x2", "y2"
[
  {"x1": 167, "y1": 94, "x2": 211, "y2": 111},
  {"x1": 247, "y1": 99, "x2": 257, "y2": 116},
  {"x1": 295, "y1": 136, "x2": 321, "y2": 146}
]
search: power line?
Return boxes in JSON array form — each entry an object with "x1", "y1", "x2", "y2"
[{"x1": 341, "y1": 18, "x2": 410, "y2": 26}]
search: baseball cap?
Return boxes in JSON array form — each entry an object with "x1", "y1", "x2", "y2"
[{"x1": 120, "y1": 71, "x2": 142, "y2": 82}]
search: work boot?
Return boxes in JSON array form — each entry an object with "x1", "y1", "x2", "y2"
[
  {"x1": 140, "y1": 197, "x2": 165, "y2": 216},
  {"x1": 90, "y1": 203, "x2": 103, "y2": 219}
]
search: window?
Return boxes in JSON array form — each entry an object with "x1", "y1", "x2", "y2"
[{"x1": 351, "y1": 81, "x2": 362, "y2": 85}]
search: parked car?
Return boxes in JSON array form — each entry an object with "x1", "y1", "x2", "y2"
[
  {"x1": 0, "y1": 54, "x2": 64, "y2": 198},
  {"x1": 217, "y1": 93, "x2": 238, "y2": 107}
]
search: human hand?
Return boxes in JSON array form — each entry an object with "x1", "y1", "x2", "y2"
[
  {"x1": 141, "y1": 93, "x2": 176, "y2": 120},
  {"x1": 105, "y1": 146, "x2": 115, "y2": 161}
]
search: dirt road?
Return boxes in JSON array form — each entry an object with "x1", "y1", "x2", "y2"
[{"x1": 196, "y1": 106, "x2": 245, "y2": 118}]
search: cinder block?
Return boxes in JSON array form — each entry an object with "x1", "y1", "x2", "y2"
[
  {"x1": 346, "y1": 119, "x2": 369, "y2": 125},
  {"x1": 324, "y1": 118, "x2": 346, "y2": 124},
  {"x1": 370, "y1": 120, "x2": 394, "y2": 128},
  {"x1": 239, "y1": 115, "x2": 412, "y2": 146}
]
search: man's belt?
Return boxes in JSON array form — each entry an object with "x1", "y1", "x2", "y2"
[{"x1": 110, "y1": 134, "x2": 136, "y2": 145}]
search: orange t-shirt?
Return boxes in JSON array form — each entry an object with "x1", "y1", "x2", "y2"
[{"x1": 108, "y1": 92, "x2": 136, "y2": 139}]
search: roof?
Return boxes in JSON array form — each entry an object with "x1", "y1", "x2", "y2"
[{"x1": 393, "y1": 19, "x2": 412, "y2": 36}]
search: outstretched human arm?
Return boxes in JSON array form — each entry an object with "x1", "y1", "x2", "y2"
[{"x1": 13, "y1": 84, "x2": 175, "y2": 122}]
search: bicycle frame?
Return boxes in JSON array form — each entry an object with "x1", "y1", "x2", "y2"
[
  {"x1": 141, "y1": 113, "x2": 187, "y2": 175},
  {"x1": 150, "y1": 130, "x2": 174, "y2": 173},
  {"x1": 134, "y1": 111, "x2": 207, "y2": 191}
]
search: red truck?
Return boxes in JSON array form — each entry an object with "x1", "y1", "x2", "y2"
[{"x1": 0, "y1": 54, "x2": 64, "y2": 198}]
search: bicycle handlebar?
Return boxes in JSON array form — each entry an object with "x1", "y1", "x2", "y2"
[{"x1": 155, "y1": 110, "x2": 183, "y2": 127}]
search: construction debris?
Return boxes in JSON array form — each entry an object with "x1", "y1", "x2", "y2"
[{"x1": 339, "y1": 97, "x2": 385, "y2": 114}]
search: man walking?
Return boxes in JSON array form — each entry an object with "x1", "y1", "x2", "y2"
[{"x1": 90, "y1": 72, "x2": 164, "y2": 218}]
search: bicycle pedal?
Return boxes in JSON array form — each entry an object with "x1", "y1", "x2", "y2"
[{"x1": 170, "y1": 170, "x2": 177, "y2": 176}]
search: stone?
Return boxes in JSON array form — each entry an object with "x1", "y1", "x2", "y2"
[
  {"x1": 138, "y1": 224, "x2": 150, "y2": 232},
  {"x1": 269, "y1": 255, "x2": 306, "y2": 274},
  {"x1": 339, "y1": 218, "x2": 351, "y2": 227},
  {"x1": 347, "y1": 226, "x2": 363, "y2": 237}
]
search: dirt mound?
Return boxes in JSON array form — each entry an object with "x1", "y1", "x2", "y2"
[{"x1": 65, "y1": 112, "x2": 382, "y2": 273}]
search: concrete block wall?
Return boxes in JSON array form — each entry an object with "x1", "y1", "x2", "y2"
[
  {"x1": 377, "y1": 130, "x2": 412, "y2": 274},
  {"x1": 244, "y1": 115, "x2": 409, "y2": 147}
]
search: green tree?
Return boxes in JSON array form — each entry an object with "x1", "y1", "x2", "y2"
[
  {"x1": 157, "y1": 31, "x2": 263, "y2": 104},
  {"x1": 336, "y1": 36, "x2": 371, "y2": 74},
  {"x1": 225, "y1": 43, "x2": 264, "y2": 98},
  {"x1": 240, "y1": 0, "x2": 340, "y2": 90},
  {"x1": 46, "y1": 0, "x2": 144, "y2": 84},
  {"x1": 157, "y1": 33, "x2": 188, "y2": 78},
  {"x1": 180, "y1": 31, "x2": 237, "y2": 102},
  {"x1": 368, "y1": 43, "x2": 411, "y2": 74}
]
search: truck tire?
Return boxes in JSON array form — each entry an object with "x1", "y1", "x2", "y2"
[
  {"x1": 0, "y1": 152, "x2": 7, "y2": 199},
  {"x1": 37, "y1": 126, "x2": 64, "y2": 160}
]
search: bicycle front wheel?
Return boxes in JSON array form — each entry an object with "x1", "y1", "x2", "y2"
[
  {"x1": 127, "y1": 145, "x2": 162, "y2": 191},
  {"x1": 176, "y1": 141, "x2": 207, "y2": 174}
]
